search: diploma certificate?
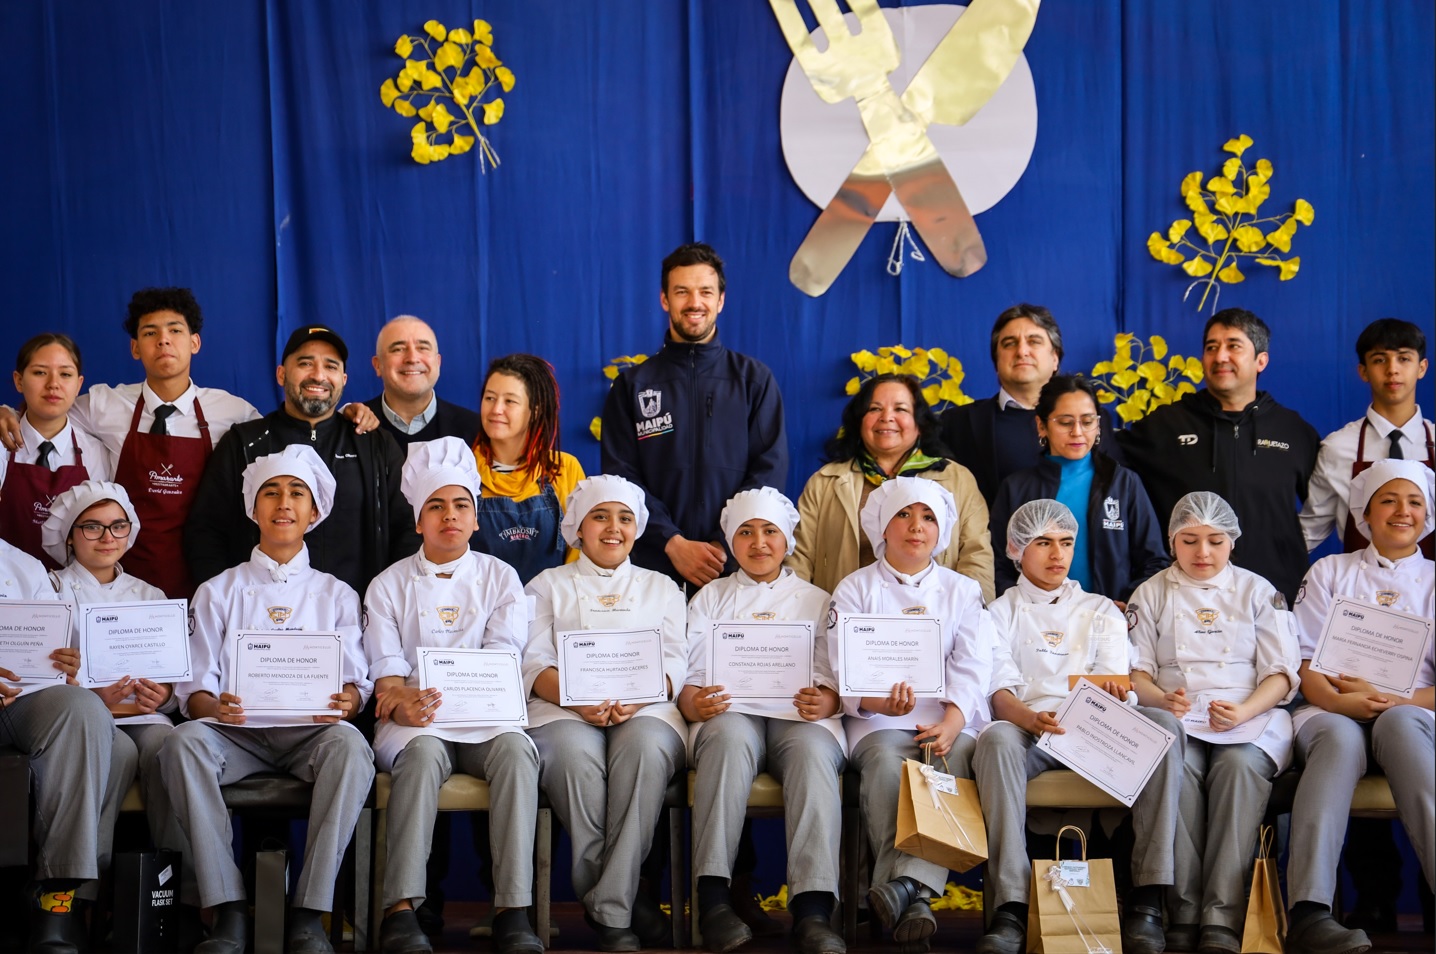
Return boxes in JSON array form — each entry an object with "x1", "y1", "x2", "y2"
[
  {"x1": 557, "y1": 628, "x2": 667, "y2": 706},
  {"x1": 1180, "y1": 705, "x2": 1276, "y2": 746},
  {"x1": 1038, "y1": 679, "x2": 1177, "y2": 807},
  {"x1": 231, "y1": 632, "x2": 342, "y2": 719},
  {"x1": 79, "y1": 600, "x2": 191, "y2": 688},
  {"x1": 707, "y1": 621, "x2": 814, "y2": 699},
  {"x1": 0, "y1": 601, "x2": 72, "y2": 692},
  {"x1": 1310, "y1": 597, "x2": 1434, "y2": 697},
  {"x1": 837, "y1": 614, "x2": 945, "y2": 697},
  {"x1": 418, "y1": 647, "x2": 528, "y2": 727}
]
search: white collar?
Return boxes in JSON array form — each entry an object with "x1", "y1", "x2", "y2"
[
  {"x1": 380, "y1": 393, "x2": 438, "y2": 435},
  {"x1": 1016, "y1": 574, "x2": 1077, "y2": 604},
  {"x1": 141, "y1": 380, "x2": 198, "y2": 416},
  {"x1": 881, "y1": 557, "x2": 935, "y2": 586},
  {"x1": 20, "y1": 416, "x2": 72, "y2": 456},
  {"x1": 1362, "y1": 543, "x2": 1426, "y2": 572},
  {"x1": 64, "y1": 561, "x2": 124, "y2": 589},
  {"x1": 576, "y1": 551, "x2": 631, "y2": 579},
  {"x1": 996, "y1": 387, "x2": 1033, "y2": 412},
  {"x1": 1364, "y1": 405, "x2": 1427, "y2": 442},
  {"x1": 1169, "y1": 563, "x2": 1234, "y2": 590},
  {"x1": 418, "y1": 549, "x2": 473, "y2": 577},
  {"x1": 734, "y1": 567, "x2": 789, "y2": 588},
  {"x1": 250, "y1": 545, "x2": 311, "y2": 582}
]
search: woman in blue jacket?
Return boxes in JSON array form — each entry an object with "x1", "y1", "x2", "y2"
[{"x1": 989, "y1": 375, "x2": 1167, "y2": 602}]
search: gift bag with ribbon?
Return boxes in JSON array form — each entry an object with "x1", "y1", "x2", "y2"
[
  {"x1": 1241, "y1": 826, "x2": 1286, "y2": 954},
  {"x1": 1027, "y1": 825, "x2": 1121, "y2": 954},
  {"x1": 894, "y1": 744, "x2": 988, "y2": 873}
]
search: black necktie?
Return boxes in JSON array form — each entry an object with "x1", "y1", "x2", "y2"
[
  {"x1": 150, "y1": 404, "x2": 178, "y2": 435},
  {"x1": 36, "y1": 440, "x2": 55, "y2": 470},
  {"x1": 1389, "y1": 431, "x2": 1404, "y2": 460}
]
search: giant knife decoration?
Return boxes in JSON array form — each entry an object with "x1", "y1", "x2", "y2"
[{"x1": 770, "y1": 0, "x2": 1041, "y2": 296}]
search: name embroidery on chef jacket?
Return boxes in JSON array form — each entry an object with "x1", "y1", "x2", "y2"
[{"x1": 901, "y1": 605, "x2": 927, "y2": 615}]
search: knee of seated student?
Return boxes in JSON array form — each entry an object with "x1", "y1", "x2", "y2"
[
  {"x1": 396, "y1": 733, "x2": 450, "y2": 774},
  {"x1": 1371, "y1": 704, "x2": 1434, "y2": 749},
  {"x1": 316, "y1": 724, "x2": 378, "y2": 777},
  {"x1": 157, "y1": 720, "x2": 225, "y2": 775},
  {"x1": 485, "y1": 731, "x2": 540, "y2": 779}
]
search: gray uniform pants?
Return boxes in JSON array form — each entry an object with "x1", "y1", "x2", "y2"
[
  {"x1": 975, "y1": 709, "x2": 1184, "y2": 907},
  {"x1": 529, "y1": 716, "x2": 684, "y2": 928},
  {"x1": 691, "y1": 713, "x2": 846, "y2": 896},
  {"x1": 1288, "y1": 706, "x2": 1435, "y2": 906},
  {"x1": 1169, "y1": 738, "x2": 1276, "y2": 930},
  {"x1": 850, "y1": 728, "x2": 976, "y2": 897},
  {"x1": 157, "y1": 720, "x2": 375, "y2": 909},
  {"x1": 0, "y1": 685, "x2": 113, "y2": 882},
  {"x1": 384, "y1": 732, "x2": 539, "y2": 910}
]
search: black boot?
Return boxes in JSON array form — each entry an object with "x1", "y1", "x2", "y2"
[
  {"x1": 194, "y1": 900, "x2": 246, "y2": 954},
  {"x1": 29, "y1": 884, "x2": 85, "y2": 954},
  {"x1": 286, "y1": 906, "x2": 333, "y2": 953}
]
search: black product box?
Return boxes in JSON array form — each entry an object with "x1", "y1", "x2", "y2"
[{"x1": 112, "y1": 849, "x2": 180, "y2": 953}]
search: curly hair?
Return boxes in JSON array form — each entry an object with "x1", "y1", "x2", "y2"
[
  {"x1": 124, "y1": 287, "x2": 203, "y2": 338},
  {"x1": 824, "y1": 373, "x2": 952, "y2": 463}
]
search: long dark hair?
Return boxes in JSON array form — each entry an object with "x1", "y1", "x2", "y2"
[
  {"x1": 475, "y1": 353, "x2": 564, "y2": 485},
  {"x1": 1035, "y1": 374, "x2": 1115, "y2": 497},
  {"x1": 824, "y1": 373, "x2": 952, "y2": 463}
]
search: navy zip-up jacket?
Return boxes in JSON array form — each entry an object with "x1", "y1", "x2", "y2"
[
  {"x1": 600, "y1": 333, "x2": 787, "y2": 585},
  {"x1": 989, "y1": 456, "x2": 1170, "y2": 601}
]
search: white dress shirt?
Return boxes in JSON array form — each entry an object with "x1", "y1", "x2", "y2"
[
  {"x1": 0, "y1": 538, "x2": 55, "y2": 599},
  {"x1": 64, "y1": 380, "x2": 260, "y2": 473},
  {"x1": 0, "y1": 416, "x2": 112, "y2": 485},
  {"x1": 379, "y1": 394, "x2": 438, "y2": 435},
  {"x1": 1300, "y1": 406, "x2": 1431, "y2": 551}
]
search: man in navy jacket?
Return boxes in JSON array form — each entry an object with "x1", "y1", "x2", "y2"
[
  {"x1": 601, "y1": 243, "x2": 788, "y2": 591},
  {"x1": 362, "y1": 315, "x2": 481, "y2": 450}
]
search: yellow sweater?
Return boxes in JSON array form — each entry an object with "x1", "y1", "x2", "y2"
[{"x1": 473, "y1": 451, "x2": 586, "y2": 563}]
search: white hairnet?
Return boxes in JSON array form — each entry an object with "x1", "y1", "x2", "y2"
[
  {"x1": 240, "y1": 444, "x2": 336, "y2": 531},
  {"x1": 859, "y1": 476, "x2": 958, "y2": 559},
  {"x1": 719, "y1": 487, "x2": 800, "y2": 556},
  {"x1": 41, "y1": 480, "x2": 141, "y2": 567},
  {"x1": 1005, "y1": 499, "x2": 1079, "y2": 562},
  {"x1": 400, "y1": 437, "x2": 482, "y2": 524},
  {"x1": 1167, "y1": 491, "x2": 1241, "y2": 543},
  {"x1": 559, "y1": 475, "x2": 650, "y2": 547},
  {"x1": 1349, "y1": 458, "x2": 1435, "y2": 542}
]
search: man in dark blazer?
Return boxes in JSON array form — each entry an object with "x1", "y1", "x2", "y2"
[
  {"x1": 940, "y1": 303, "x2": 1120, "y2": 506},
  {"x1": 363, "y1": 315, "x2": 482, "y2": 449}
]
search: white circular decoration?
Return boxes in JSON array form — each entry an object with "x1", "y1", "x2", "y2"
[{"x1": 778, "y1": 4, "x2": 1038, "y2": 221}]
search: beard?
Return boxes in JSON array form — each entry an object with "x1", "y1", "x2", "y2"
[{"x1": 287, "y1": 378, "x2": 340, "y2": 418}]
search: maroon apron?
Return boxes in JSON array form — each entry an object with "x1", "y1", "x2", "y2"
[
  {"x1": 113, "y1": 397, "x2": 213, "y2": 599},
  {"x1": 0, "y1": 431, "x2": 89, "y2": 569},
  {"x1": 1341, "y1": 419, "x2": 1435, "y2": 558}
]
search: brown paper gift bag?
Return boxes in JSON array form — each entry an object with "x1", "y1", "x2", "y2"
[
  {"x1": 1241, "y1": 826, "x2": 1287, "y2": 954},
  {"x1": 1027, "y1": 825, "x2": 1121, "y2": 954},
  {"x1": 894, "y1": 748, "x2": 988, "y2": 873}
]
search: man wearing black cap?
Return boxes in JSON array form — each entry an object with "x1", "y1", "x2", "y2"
[{"x1": 184, "y1": 325, "x2": 419, "y2": 594}]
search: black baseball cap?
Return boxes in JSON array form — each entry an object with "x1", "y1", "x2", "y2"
[{"x1": 281, "y1": 325, "x2": 349, "y2": 364}]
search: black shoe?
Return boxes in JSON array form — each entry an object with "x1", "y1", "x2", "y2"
[
  {"x1": 287, "y1": 907, "x2": 334, "y2": 954},
  {"x1": 975, "y1": 909, "x2": 1027, "y2": 954},
  {"x1": 194, "y1": 901, "x2": 247, "y2": 954},
  {"x1": 1286, "y1": 910, "x2": 1372, "y2": 954},
  {"x1": 731, "y1": 874, "x2": 785, "y2": 938},
  {"x1": 792, "y1": 914, "x2": 846, "y2": 954},
  {"x1": 699, "y1": 903, "x2": 754, "y2": 953},
  {"x1": 27, "y1": 910, "x2": 81, "y2": 954},
  {"x1": 1122, "y1": 903, "x2": 1166, "y2": 954},
  {"x1": 631, "y1": 892, "x2": 673, "y2": 948},
  {"x1": 1342, "y1": 899, "x2": 1396, "y2": 935},
  {"x1": 583, "y1": 913, "x2": 642, "y2": 953},
  {"x1": 492, "y1": 910, "x2": 545, "y2": 954},
  {"x1": 867, "y1": 877, "x2": 924, "y2": 933},
  {"x1": 894, "y1": 901, "x2": 937, "y2": 945},
  {"x1": 414, "y1": 897, "x2": 445, "y2": 938},
  {"x1": 1165, "y1": 923, "x2": 1199, "y2": 953},
  {"x1": 1196, "y1": 924, "x2": 1240, "y2": 954},
  {"x1": 380, "y1": 909, "x2": 433, "y2": 954}
]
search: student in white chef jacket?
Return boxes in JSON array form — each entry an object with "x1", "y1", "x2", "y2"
[
  {"x1": 0, "y1": 532, "x2": 117, "y2": 951},
  {"x1": 829, "y1": 476, "x2": 994, "y2": 951},
  {"x1": 1284, "y1": 459, "x2": 1434, "y2": 954},
  {"x1": 522, "y1": 474, "x2": 688, "y2": 953},
  {"x1": 158, "y1": 445, "x2": 375, "y2": 954},
  {"x1": 679, "y1": 487, "x2": 846, "y2": 954},
  {"x1": 42, "y1": 480, "x2": 194, "y2": 912},
  {"x1": 363, "y1": 438, "x2": 544, "y2": 954},
  {"x1": 974, "y1": 499, "x2": 1183, "y2": 954},
  {"x1": 1126, "y1": 492, "x2": 1300, "y2": 954}
]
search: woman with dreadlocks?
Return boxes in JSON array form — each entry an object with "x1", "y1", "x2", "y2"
[{"x1": 473, "y1": 353, "x2": 586, "y2": 585}]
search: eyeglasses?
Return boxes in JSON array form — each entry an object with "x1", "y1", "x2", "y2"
[
  {"x1": 75, "y1": 520, "x2": 132, "y2": 541},
  {"x1": 1048, "y1": 415, "x2": 1100, "y2": 432}
]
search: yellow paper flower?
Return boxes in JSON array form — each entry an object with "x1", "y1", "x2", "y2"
[
  {"x1": 1091, "y1": 334, "x2": 1203, "y2": 426},
  {"x1": 394, "y1": 35, "x2": 413, "y2": 58},
  {"x1": 846, "y1": 345, "x2": 974, "y2": 413},
  {"x1": 423, "y1": 20, "x2": 447, "y2": 41},
  {"x1": 482, "y1": 99, "x2": 505, "y2": 125}
]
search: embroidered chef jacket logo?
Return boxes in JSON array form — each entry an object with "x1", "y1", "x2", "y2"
[
  {"x1": 638, "y1": 389, "x2": 662, "y2": 418},
  {"x1": 1195, "y1": 607, "x2": 1218, "y2": 628},
  {"x1": 1178, "y1": 434, "x2": 1198, "y2": 446},
  {"x1": 596, "y1": 594, "x2": 621, "y2": 608},
  {"x1": 1294, "y1": 584, "x2": 1306, "y2": 606},
  {"x1": 437, "y1": 606, "x2": 461, "y2": 625},
  {"x1": 1125, "y1": 605, "x2": 1139, "y2": 630},
  {"x1": 1102, "y1": 496, "x2": 1124, "y2": 530},
  {"x1": 1376, "y1": 590, "x2": 1399, "y2": 607},
  {"x1": 901, "y1": 605, "x2": 927, "y2": 615},
  {"x1": 1041, "y1": 630, "x2": 1065, "y2": 648},
  {"x1": 267, "y1": 606, "x2": 293, "y2": 624},
  {"x1": 751, "y1": 611, "x2": 777, "y2": 620}
]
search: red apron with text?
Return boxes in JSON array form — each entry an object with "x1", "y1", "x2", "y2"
[
  {"x1": 113, "y1": 397, "x2": 213, "y2": 599},
  {"x1": 1341, "y1": 420, "x2": 1435, "y2": 558},
  {"x1": 0, "y1": 432, "x2": 89, "y2": 569}
]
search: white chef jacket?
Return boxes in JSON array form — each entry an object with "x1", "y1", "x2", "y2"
[
  {"x1": 684, "y1": 568, "x2": 845, "y2": 752},
  {"x1": 522, "y1": 553, "x2": 688, "y2": 741},
  {"x1": 64, "y1": 381, "x2": 261, "y2": 473},
  {"x1": 1300, "y1": 408, "x2": 1431, "y2": 551},
  {"x1": 0, "y1": 538, "x2": 54, "y2": 599},
  {"x1": 1127, "y1": 564, "x2": 1301, "y2": 767},
  {"x1": 179, "y1": 546, "x2": 372, "y2": 726},
  {"x1": 51, "y1": 561, "x2": 174, "y2": 726},
  {"x1": 987, "y1": 577, "x2": 1130, "y2": 714},
  {"x1": 363, "y1": 550, "x2": 532, "y2": 770},
  {"x1": 828, "y1": 559, "x2": 995, "y2": 752},
  {"x1": 1290, "y1": 545, "x2": 1435, "y2": 732},
  {"x1": 0, "y1": 416, "x2": 112, "y2": 485}
]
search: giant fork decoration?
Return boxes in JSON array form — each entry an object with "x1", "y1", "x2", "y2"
[{"x1": 770, "y1": 0, "x2": 1041, "y2": 296}]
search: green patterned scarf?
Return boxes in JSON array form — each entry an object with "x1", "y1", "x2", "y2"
[{"x1": 858, "y1": 449, "x2": 945, "y2": 486}]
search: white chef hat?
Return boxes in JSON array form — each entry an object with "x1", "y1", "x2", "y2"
[
  {"x1": 41, "y1": 480, "x2": 141, "y2": 566},
  {"x1": 859, "y1": 476, "x2": 958, "y2": 559},
  {"x1": 240, "y1": 444, "x2": 335, "y2": 530},
  {"x1": 1348, "y1": 458, "x2": 1435, "y2": 541},
  {"x1": 1167, "y1": 491, "x2": 1241, "y2": 544},
  {"x1": 400, "y1": 437, "x2": 482, "y2": 524},
  {"x1": 1005, "y1": 498, "x2": 1078, "y2": 562},
  {"x1": 559, "y1": 474, "x2": 650, "y2": 547},
  {"x1": 719, "y1": 487, "x2": 800, "y2": 556}
]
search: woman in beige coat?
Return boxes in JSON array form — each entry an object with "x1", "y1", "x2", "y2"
[{"x1": 787, "y1": 373, "x2": 995, "y2": 602}]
